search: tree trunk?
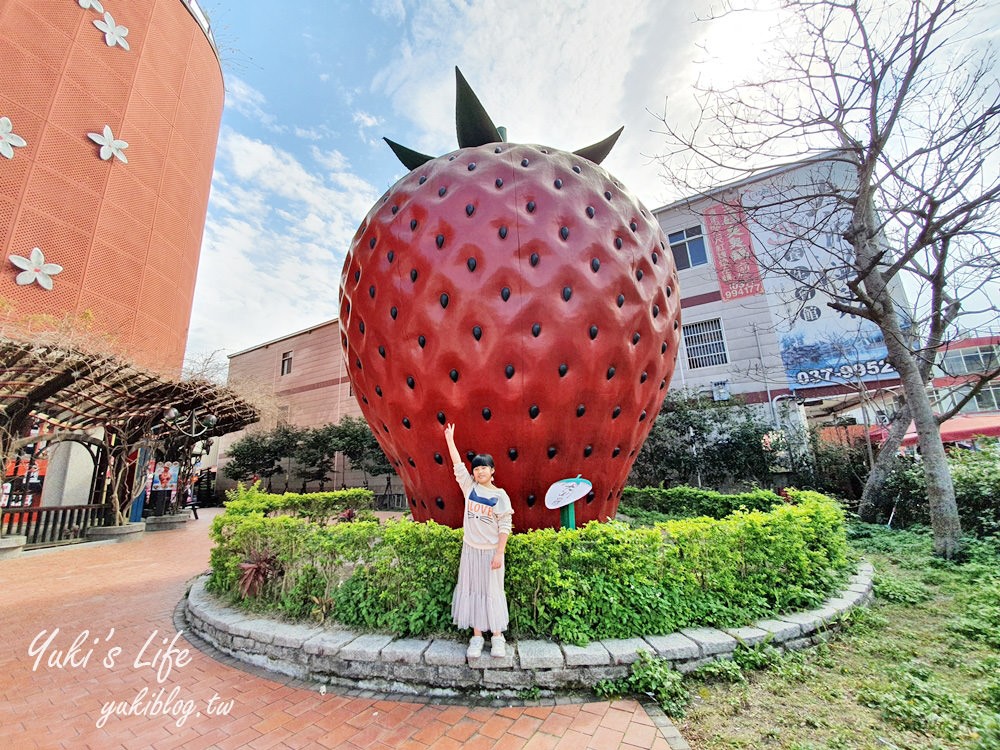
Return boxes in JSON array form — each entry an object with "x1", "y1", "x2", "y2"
[
  {"x1": 857, "y1": 402, "x2": 911, "y2": 521},
  {"x1": 879, "y1": 316, "x2": 961, "y2": 557}
]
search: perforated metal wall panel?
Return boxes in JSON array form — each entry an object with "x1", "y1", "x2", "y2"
[{"x1": 0, "y1": 0, "x2": 224, "y2": 376}]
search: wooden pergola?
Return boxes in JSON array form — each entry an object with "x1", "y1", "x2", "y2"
[{"x1": 0, "y1": 337, "x2": 258, "y2": 544}]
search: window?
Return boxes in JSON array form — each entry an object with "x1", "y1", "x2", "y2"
[
  {"x1": 974, "y1": 385, "x2": 1000, "y2": 412},
  {"x1": 668, "y1": 225, "x2": 708, "y2": 270},
  {"x1": 940, "y1": 345, "x2": 999, "y2": 376},
  {"x1": 683, "y1": 319, "x2": 729, "y2": 369},
  {"x1": 280, "y1": 351, "x2": 293, "y2": 376}
]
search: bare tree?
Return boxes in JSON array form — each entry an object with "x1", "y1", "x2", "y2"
[{"x1": 656, "y1": 0, "x2": 1000, "y2": 557}]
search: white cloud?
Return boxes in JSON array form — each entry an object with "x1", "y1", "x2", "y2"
[
  {"x1": 185, "y1": 128, "x2": 379, "y2": 362},
  {"x1": 225, "y1": 76, "x2": 286, "y2": 133}
]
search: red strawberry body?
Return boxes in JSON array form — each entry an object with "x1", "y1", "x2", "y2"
[{"x1": 339, "y1": 141, "x2": 681, "y2": 530}]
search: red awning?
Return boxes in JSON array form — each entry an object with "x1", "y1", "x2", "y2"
[{"x1": 900, "y1": 412, "x2": 1000, "y2": 447}]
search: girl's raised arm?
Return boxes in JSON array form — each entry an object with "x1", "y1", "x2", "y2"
[{"x1": 443, "y1": 423, "x2": 463, "y2": 465}]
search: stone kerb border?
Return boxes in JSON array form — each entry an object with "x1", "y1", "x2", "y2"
[{"x1": 184, "y1": 562, "x2": 873, "y2": 697}]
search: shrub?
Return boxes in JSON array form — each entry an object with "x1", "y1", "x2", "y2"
[
  {"x1": 595, "y1": 651, "x2": 691, "y2": 717},
  {"x1": 206, "y1": 485, "x2": 850, "y2": 642},
  {"x1": 621, "y1": 485, "x2": 783, "y2": 518}
]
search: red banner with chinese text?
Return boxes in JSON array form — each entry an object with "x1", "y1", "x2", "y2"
[{"x1": 704, "y1": 202, "x2": 764, "y2": 301}]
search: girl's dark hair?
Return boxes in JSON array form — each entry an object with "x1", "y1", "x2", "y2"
[{"x1": 471, "y1": 454, "x2": 495, "y2": 469}]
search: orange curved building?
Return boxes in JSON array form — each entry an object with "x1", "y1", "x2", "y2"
[{"x1": 0, "y1": 0, "x2": 223, "y2": 376}]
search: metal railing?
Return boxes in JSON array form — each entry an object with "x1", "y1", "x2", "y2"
[{"x1": 1, "y1": 504, "x2": 106, "y2": 548}]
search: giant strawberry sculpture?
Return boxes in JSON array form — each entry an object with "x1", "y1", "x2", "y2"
[{"x1": 340, "y1": 69, "x2": 682, "y2": 531}]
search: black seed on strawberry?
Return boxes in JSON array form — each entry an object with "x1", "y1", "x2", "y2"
[
  {"x1": 640, "y1": 372, "x2": 648, "y2": 383},
  {"x1": 402, "y1": 417, "x2": 411, "y2": 428},
  {"x1": 560, "y1": 227, "x2": 570, "y2": 240},
  {"x1": 450, "y1": 369, "x2": 459, "y2": 382},
  {"x1": 529, "y1": 405, "x2": 540, "y2": 419},
  {"x1": 387, "y1": 251, "x2": 394, "y2": 262},
  {"x1": 472, "y1": 326, "x2": 482, "y2": 340},
  {"x1": 636, "y1": 269, "x2": 644, "y2": 281},
  {"x1": 562, "y1": 287, "x2": 572, "y2": 301},
  {"x1": 604, "y1": 190, "x2": 612, "y2": 200},
  {"x1": 666, "y1": 286, "x2": 672, "y2": 297},
  {"x1": 558, "y1": 363, "x2": 568, "y2": 377},
  {"x1": 591, "y1": 258, "x2": 600, "y2": 272},
  {"x1": 361, "y1": 395, "x2": 368, "y2": 404},
  {"x1": 419, "y1": 176, "x2": 426, "y2": 184},
  {"x1": 440, "y1": 293, "x2": 449, "y2": 308},
  {"x1": 359, "y1": 321, "x2": 365, "y2": 333},
  {"x1": 527, "y1": 201, "x2": 536, "y2": 213},
  {"x1": 466, "y1": 204, "x2": 475, "y2": 216},
  {"x1": 482, "y1": 408, "x2": 492, "y2": 421},
  {"x1": 439, "y1": 187, "x2": 447, "y2": 197},
  {"x1": 607, "y1": 366, "x2": 616, "y2": 379},
  {"x1": 436, "y1": 234, "x2": 445, "y2": 248},
  {"x1": 368, "y1": 285, "x2": 375, "y2": 298},
  {"x1": 410, "y1": 269, "x2": 418, "y2": 282},
  {"x1": 639, "y1": 411, "x2": 647, "y2": 421},
  {"x1": 354, "y1": 269, "x2": 360, "y2": 281},
  {"x1": 526, "y1": 494, "x2": 536, "y2": 507},
  {"x1": 612, "y1": 406, "x2": 621, "y2": 418},
  {"x1": 508, "y1": 448, "x2": 518, "y2": 461},
  {"x1": 418, "y1": 335, "x2": 426, "y2": 348},
  {"x1": 495, "y1": 146, "x2": 502, "y2": 153},
  {"x1": 411, "y1": 219, "x2": 418, "y2": 230},
  {"x1": 467, "y1": 258, "x2": 477, "y2": 272},
  {"x1": 499, "y1": 226, "x2": 508, "y2": 239},
  {"x1": 369, "y1": 237, "x2": 377, "y2": 249},
  {"x1": 589, "y1": 325, "x2": 599, "y2": 339},
  {"x1": 576, "y1": 405, "x2": 586, "y2": 417},
  {"x1": 547, "y1": 446, "x2": 557, "y2": 459},
  {"x1": 530, "y1": 253, "x2": 539, "y2": 266},
  {"x1": 406, "y1": 376, "x2": 415, "y2": 389},
  {"x1": 632, "y1": 333, "x2": 641, "y2": 344},
  {"x1": 501, "y1": 287, "x2": 511, "y2": 301},
  {"x1": 505, "y1": 364, "x2": 515, "y2": 378},
  {"x1": 375, "y1": 385, "x2": 382, "y2": 396},
  {"x1": 437, "y1": 412, "x2": 446, "y2": 424},
  {"x1": 435, "y1": 497, "x2": 445, "y2": 509},
  {"x1": 653, "y1": 304, "x2": 660, "y2": 317},
  {"x1": 531, "y1": 323, "x2": 541, "y2": 337},
  {"x1": 573, "y1": 165, "x2": 581, "y2": 173},
  {"x1": 391, "y1": 205, "x2": 399, "y2": 214},
  {"x1": 408, "y1": 457, "x2": 416, "y2": 467},
  {"x1": 586, "y1": 206, "x2": 595, "y2": 218},
  {"x1": 613, "y1": 446, "x2": 621, "y2": 457},
  {"x1": 468, "y1": 162, "x2": 476, "y2": 170},
  {"x1": 378, "y1": 346, "x2": 385, "y2": 358},
  {"x1": 434, "y1": 452, "x2": 443, "y2": 463},
  {"x1": 630, "y1": 221, "x2": 637, "y2": 232},
  {"x1": 496, "y1": 178, "x2": 503, "y2": 188},
  {"x1": 660, "y1": 380, "x2": 667, "y2": 389},
  {"x1": 521, "y1": 158, "x2": 529, "y2": 167},
  {"x1": 390, "y1": 307, "x2": 398, "y2": 319},
  {"x1": 652, "y1": 252, "x2": 659, "y2": 264},
  {"x1": 554, "y1": 179, "x2": 563, "y2": 188},
  {"x1": 584, "y1": 445, "x2": 593, "y2": 457}
]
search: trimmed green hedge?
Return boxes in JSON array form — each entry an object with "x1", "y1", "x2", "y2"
[
  {"x1": 207, "y1": 486, "x2": 850, "y2": 643},
  {"x1": 621, "y1": 486, "x2": 783, "y2": 518}
]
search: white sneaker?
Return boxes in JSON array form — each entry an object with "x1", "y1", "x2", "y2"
[
  {"x1": 467, "y1": 635, "x2": 484, "y2": 659},
  {"x1": 491, "y1": 635, "x2": 506, "y2": 658}
]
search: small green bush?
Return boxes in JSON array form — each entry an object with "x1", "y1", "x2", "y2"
[
  {"x1": 595, "y1": 651, "x2": 691, "y2": 717},
  {"x1": 206, "y1": 485, "x2": 850, "y2": 642},
  {"x1": 621, "y1": 485, "x2": 783, "y2": 518}
]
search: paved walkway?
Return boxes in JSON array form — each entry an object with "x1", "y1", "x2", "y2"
[{"x1": 0, "y1": 508, "x2": 688, "y2": 749}]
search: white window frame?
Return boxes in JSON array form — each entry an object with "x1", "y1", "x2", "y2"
[
  {"x1": 668, "y1": 224, "x2": 709, "y2": 270},
  {"x1": 682, "y1": 318, "x2": 729, "y2": 369}
]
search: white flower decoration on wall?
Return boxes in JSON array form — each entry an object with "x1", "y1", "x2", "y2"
[
  {"x1": 88, "y1": 125, "x2": 129, "y2": 163},
  {"x1": 93, "y1": 11, "x2": 129, "y2": 50},
  {"x1": 78, "y1": 0, "x2": 105, "y2": 13},
  {"x1": 9, "y1": 248, "x2": 63, "y2": 291},
  {"x1": 0, "y1": 116, "x2": 27, "y2": 160}
]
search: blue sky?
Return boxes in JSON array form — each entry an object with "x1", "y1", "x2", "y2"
[{"x1": 182, "y1": 0, "x2": 780, "y2": 370}]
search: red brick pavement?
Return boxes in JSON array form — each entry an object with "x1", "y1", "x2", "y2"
[{"x1": 0, "y1": 509, "x2": 681, "y2": 749}]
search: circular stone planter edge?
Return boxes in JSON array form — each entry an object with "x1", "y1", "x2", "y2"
[{"x1": 182, "y1": 562, "x2": 873, "y2": 697}]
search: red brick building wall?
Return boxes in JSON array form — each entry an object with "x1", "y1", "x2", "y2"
[{"x1": 0, "y1": 0, "x2": 223, "y2": 375}]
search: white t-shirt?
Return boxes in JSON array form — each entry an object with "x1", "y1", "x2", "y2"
[{"x1": 453, "y1": 463, "x2": 514, "y2": 549}]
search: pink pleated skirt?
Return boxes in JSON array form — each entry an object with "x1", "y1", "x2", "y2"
[{"x1": 451, "y1": 544, "x2": 508, "y2": 633}]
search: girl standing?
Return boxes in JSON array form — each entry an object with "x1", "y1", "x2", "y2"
[{"x1": 444, "y1": 423, "x2": 514, "y2": 658}]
